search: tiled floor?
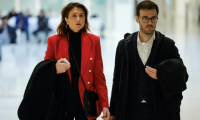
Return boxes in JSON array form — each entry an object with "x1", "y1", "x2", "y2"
[{"x1": 0, "y1": 26, "x2": 199, "y2": 120}]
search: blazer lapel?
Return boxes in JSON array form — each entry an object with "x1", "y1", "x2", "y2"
[
  {"x1": 58, "y1": 33, "x2": 92, "y2": 82},
  {"x1": 124, "y1": 33, "x2": 138, "y2": 96},
  {"x1": 131, "y1": 34, "x2": 138, "y2": 87},
  {"x1": 59, "y1": 37, "x2": 71, "y2": 82},
  {"x1": 81, "y1": 33, "x2": 91, "y2": 76},
  {"x1": 150, "y1": 31, "x2": 163, "y2": 66}
]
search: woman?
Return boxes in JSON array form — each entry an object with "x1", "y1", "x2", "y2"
[{"x1": 44, "y1": 2, "x2": 110, "y2": 120}]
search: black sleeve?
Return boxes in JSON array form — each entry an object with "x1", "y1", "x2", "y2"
[
  {"x1": 168, "y1": 40, "x2": 189, "y2": 82},
  {"x1": 109, "y1": 40, "x2": 123, "y2": 116},
  {"x1": 168, "y1": 40, "x2": 181, "y2": 59}
]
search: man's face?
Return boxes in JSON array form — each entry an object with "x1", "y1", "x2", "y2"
[
  {"x1": 136, "y1": 9, "x2": 157, "y2": 35},
  {"x1": 40, "y1": 12, "x2": 44, "y2": 17},
  {"x1": 3, "y1": 18, "x2": 8, "y2": 25}
]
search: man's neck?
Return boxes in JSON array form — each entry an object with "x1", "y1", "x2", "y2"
[{"x1": 139, "y1": 31, "x2": 154, "y2": 43}]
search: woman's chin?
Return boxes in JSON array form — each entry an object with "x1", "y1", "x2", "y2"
[{"x1": 72, "y1": 28, "x2": 82, "y2": 32}]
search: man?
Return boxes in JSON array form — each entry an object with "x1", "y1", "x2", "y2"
[
  {"x1": 15, "y1": 12, "x2": 29, "y2": 42},
  {"x1": 33, "y1": 10, "x2": 52, "y2": 43},
  {"x1": 109, "y1": 1, "x2": 188, "y2": 120},
  {"x1": 0, "y1": 16, "x2": 16, "y2": 61},
  {"x1": 8, "y1": 8, "x2": 18, "y2": 19}
]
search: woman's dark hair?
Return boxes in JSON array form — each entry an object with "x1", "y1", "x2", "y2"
[
  {"x1": 57, "y1": 2, "x2": 90, "y2": 37},
  {"x1": 136, "y1": 0, "x2": 159, "y2": 16}
]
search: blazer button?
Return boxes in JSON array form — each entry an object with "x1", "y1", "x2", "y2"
[
  {"x1": 90, "y1": 57, "x2": 92, "y2": 60},
  {"x1": 89, "y1": 70, "x2": 91, "y2": 72},
  {"x1": 87, "y1": 81, "x2": 90, "y2": 84}
]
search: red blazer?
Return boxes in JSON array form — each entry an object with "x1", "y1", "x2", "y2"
[{"x1": 44, "y1": 32, "x2": 108, "y2": 119}]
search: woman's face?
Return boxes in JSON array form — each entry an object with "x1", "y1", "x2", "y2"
[{"x1": 65, "y1": 7, "x2": 85, "y2": 32}]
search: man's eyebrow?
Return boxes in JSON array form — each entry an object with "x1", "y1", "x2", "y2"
[{"x1": 141, "y1": 15, "x2": 157, "y2": 18}]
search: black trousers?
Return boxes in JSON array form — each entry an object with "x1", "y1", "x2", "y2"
[
  {"x1": 65, "y1": 107, "x2": 96, "y2": 120},
  {"x1": 127, "y1": 103, "x2": 154, "y2": 120}
]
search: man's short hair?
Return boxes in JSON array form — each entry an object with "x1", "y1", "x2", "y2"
[
  {"x1": 2, "y1": 16, "x2": 9, "y2": 20},
  {"x1": 136, "y1": 0, "x2": 159, "y2": 16}
]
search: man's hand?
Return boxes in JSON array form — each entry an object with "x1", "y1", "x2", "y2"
[
  {"x1": 145, "y1": 66, "x2": 158, "y2": 80},
  {"x1": 109, "y1": 115, "x2": 115, "y2": 120},
  {"x1": 101, "y1": 107, "x2": 110, "y2": 120}
]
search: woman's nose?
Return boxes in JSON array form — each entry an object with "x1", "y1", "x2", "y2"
[{"x1": 77, "y1": 16, "x2": 80, "y2": 21}]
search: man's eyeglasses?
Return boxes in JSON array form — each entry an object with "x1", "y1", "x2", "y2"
[{"x1": 138, "y1": 16, "x2": 158, "y2": 23}]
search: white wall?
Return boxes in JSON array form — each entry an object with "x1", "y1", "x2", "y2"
[{"x1": 113, "y1": 0, "x2": 135, "y2": 33}]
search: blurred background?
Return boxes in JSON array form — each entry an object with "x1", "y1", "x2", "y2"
[{"x1": 0, "y1": 0, "x2": 199, "y2": 120}]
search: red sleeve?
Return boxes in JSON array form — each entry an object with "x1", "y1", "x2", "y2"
[
  {"x1": 93, "y1": 36, "x2": 109, "y2": 108},
  {"x1": 44, "y1": 37, "x2": 55, "y2": 60}
]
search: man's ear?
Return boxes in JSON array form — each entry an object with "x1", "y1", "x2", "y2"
[{"x1": 136, "y1": 16, "x2": 139, "y2": 23}]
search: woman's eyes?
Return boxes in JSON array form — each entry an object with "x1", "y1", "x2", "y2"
[{"x1": 72, "y1": 15, "x2": 84, "y2": 18}]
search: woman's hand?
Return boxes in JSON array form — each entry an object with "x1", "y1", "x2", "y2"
[
  {"x1": 101, "y1": 107, "x2": 110, "y2": 120},
  {"x1": 55, "y1": 58, "x2": 71, "y2": 74}
]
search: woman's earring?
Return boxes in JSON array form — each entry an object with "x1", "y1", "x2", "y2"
[{"x1": 65, "y1": 25, "x2": 68, "y2": 29}]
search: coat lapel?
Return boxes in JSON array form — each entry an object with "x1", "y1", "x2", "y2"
[
  {"x1": 149, "y1": 31, "x2": 163, "y2": 104},
  {"x1": 131, "y1": 34, "x2": 138, "y2": 71},
  {"x1": 130, "y1": 34, "x2": 138, "y2": 90},
  {"x1": 59, "y1": 37, "x2": 71, "y2": 81},
  {"x1": 59, "y1": 33, "x2": 92, "y2": 82},
  {"x1": 81, "y1": 33, "x2": 91, "y2": 76},
  {"x1": 150, "y1": 31, "x2": 163, "y2": 66}
]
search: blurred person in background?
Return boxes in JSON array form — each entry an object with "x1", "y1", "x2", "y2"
[
  {"x1": 0, "y1": 16, "x2": 16, "y2": 61},
  {"x1": 24, "y1": 9, "x2": 32, "y2": 17},
  {"x1": 15, "y1": 12, "x2": 29, "y2": 42},
  {"x1": 109, "y1": 1, "x2": 188, "y2": 120},
  {"x1": 45, "y1": 2, "x2": 110, "y2": 120},
  {"x1": 33, "y1": 10, "x2": 52, "y2": 43},
  {"x1": 8, "y1": 8, "x2": 18, "y2": 19},
  {"x1": 0, "y1": 11, "x2": 2, "y2": 19},
  {"x1": 0, "y1": 11, "x2": 2, "y2": 24}
]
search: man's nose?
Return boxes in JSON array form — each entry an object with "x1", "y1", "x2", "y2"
[{"x1": 148, "y1": 19, "x2": 153, "y2": 24}]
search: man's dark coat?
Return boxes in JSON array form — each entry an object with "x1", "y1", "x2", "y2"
[
  {"x1": 18, "y1": 60, "x2": 74, "y2": 120},
  {"x1": 109, "y1": 31, "x2": 188, "y2": 120}
]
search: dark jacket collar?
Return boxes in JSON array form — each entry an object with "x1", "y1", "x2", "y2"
[
  {"x1": 123, "y1": 30, "x2": 163, "y2": 43},
  {"x1": 124, "y1": 30, "x2": 165, "y2": 67}
]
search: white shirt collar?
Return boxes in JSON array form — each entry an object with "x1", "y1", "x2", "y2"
[{"x1": 137, "y1": 31, "x2": 155, "y2": 44}]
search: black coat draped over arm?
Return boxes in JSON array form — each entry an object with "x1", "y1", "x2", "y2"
[
  {"x1": 18, "y1": 60, "x2": 73, "y2": 120},
  {"x1": 154, "y1": 58, "x2": 188, "y2": 98}
]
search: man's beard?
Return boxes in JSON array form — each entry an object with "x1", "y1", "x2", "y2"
[{"x1": 140, "y1": 23, "x2": 156, "y2": 35}]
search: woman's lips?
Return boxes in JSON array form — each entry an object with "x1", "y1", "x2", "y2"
[{"x1": 76, "y1": 23, "x2": 81, "y2": 25}]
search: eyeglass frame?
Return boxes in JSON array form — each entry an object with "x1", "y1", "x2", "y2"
[{"x1": 138, "y1": 16, "x2": 158, "y2": 23}]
